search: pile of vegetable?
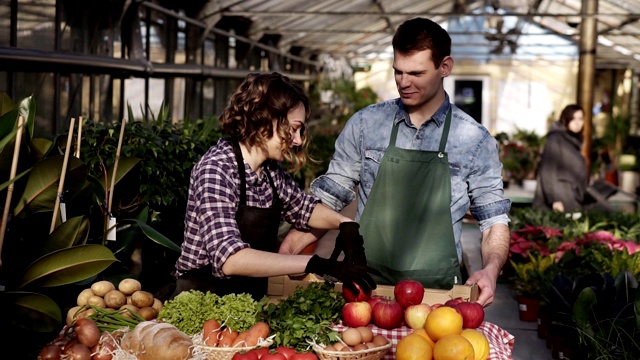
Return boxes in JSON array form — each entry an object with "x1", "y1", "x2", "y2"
[
  {"x1": 158, "y1": 290, "x2": 261, "y2": 335},
  {"x1": 258, "y1": 282, "x2": 345, "y2": 351},
  {"x1": 68, "y1": 279, "x2": 163, "y2": 327}
]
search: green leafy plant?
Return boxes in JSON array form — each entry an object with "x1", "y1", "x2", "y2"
[
  {"x1": 0, "y1": 94, "x2": 183, "y2": 357},
  {"x1": 510, "y1": 252, "x2": 557, "y2": 298}
]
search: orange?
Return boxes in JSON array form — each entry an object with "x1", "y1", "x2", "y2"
[
  {"x1": 433, "y1": 334, "x2": 475, "y2": 360},
  {"x1": 461, "y1": 329, "x2": 490, "y2": 360},
  {"x1": 424, "y1": 306, "x2": 464, "y2": 341},
  {"x1": 412, "y1": 328, "x2": 436, "y2": 348},
  {"x1": 396, "y1": 334, "x2": 433, "y2": 360}
]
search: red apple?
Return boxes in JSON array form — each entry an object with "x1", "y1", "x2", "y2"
[
  {"x1": 342, "y1": 301, "x2": 372, "y2": 328},
  {"x1": 394, "y1": 279, "x2": 425, "y2": 308},
  {"x1": 372, "y1": 300, "x2": 404, "y2": 330},
  {"x1": 342, "y1": 282, "x2": 372, "y2": 302},
  {"x1": 367, "y1": 295, "x2": 386, "y2": 310},
  {"x1": 404, "y1": 303, "x2": 432, "y2": 329},
  {"x1": 430, "y1": 303, "x2": 444, "y2": 310},
  {"x1": 455, "y1": 301, "x2": 485, "y2": 329},
  {"x1": 444, "y1": 297, "x2": 465, "y2": 307}
]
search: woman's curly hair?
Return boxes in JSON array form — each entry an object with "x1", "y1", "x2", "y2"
[{"x1": 220, "y1": 72, "x2": 311, "y2": 173}]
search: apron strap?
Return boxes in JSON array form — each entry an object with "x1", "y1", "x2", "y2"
[
  {"x1": 231, "y1": 139, "x2": 247, "y2": 205},
  {"x1": 388, "y1": 108, "x2": 453, "y2": 152}
]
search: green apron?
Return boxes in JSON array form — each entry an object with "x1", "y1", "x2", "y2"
[{"x1": 359, "y1": 109, "x2": 461, "y2": 289}]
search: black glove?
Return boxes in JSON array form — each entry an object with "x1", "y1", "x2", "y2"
[
  {"x1": 329, "y1": 222, "x2": 368, "y2": 267},
  {"x1": 305, "y1": 254, "x2": 378, "y2": 295}
]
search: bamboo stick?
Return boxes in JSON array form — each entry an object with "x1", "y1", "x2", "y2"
[
  {"x1": 75, "y1": 116, "x2": 83, "y2": 158},
  {"x1": 108, "y1": 118, "x2": 127, "y2": 215},
  {"x1": 0, "y1": 116, "x2": 26, "y2": 268},
  {"x1": 50, "y1": 117, "x2": 76, "y2": 233},
  {"x1": 106, "y1": 118, "x2": 126, "y2": 242}
]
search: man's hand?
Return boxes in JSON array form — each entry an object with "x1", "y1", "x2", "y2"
[
  {"x1": 305, "y1": 254, "x2": 378, "y2": 295},
  {"x1": 465, "y1": 268, "x2": 498, "y2": 307}
]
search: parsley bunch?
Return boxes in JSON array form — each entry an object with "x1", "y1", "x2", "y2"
[{"x1": 259, "y1": 282, "x2": 346, "y2": 351}]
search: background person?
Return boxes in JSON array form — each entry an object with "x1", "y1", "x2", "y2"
[
  {"x1": 172, "y1": 72, "x2": 377, "y2": 300},
  {"x1": 282, "y1": 18, "x2": 511, "y2": 307},
  {"x1": 533, "y1": 104, "x2": 613, "y2": 212}
]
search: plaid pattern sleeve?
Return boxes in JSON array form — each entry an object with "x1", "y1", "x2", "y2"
[
  {"x1": 175, "y1": 140, "x2": 250, "y2": 278},
  {"x1": 332, "y1": 322, "x2": 515, "y2": 360}
]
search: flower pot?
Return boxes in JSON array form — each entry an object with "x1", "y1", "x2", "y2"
[
  {"x1": 517, "y1": 296, "x2": 540, "y2": 322},
  {"x1": 537, "y1": 306, "x2": 550, "y2": 339}
]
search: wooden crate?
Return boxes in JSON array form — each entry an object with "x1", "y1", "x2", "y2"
[{"x1": 267, "y1": 274, "x2": 478, "y2": 305}]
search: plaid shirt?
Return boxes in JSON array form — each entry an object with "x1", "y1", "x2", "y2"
[{"x1": 175, "y1": 138, "x2": 319, "y2": 278}]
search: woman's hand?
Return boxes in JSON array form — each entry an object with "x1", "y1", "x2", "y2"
[
  {"x1": 552, "y1": 201, "x2": 565, "y2": 212},
  {"x1": 279, "y1": 228, "x2": 321, "y2": 254}
]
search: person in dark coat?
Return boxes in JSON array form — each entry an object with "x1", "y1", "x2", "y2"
[{"x1": 533, "y1": 104, "x2": 612, "y2": 212}]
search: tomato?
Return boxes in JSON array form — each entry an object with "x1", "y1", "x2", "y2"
[
  {"x1": 261, "y1": 353, "x2": 287, "y2": 360},
  {"x1": 275, "y1": 346, "x2": 297, "y2": 359},
  {"x1": 248, "y1": 347, "x2": 271, "y2": 359},
  {"x1": 290, "y1": 352, "x2": 319, "y2": 360},
  {"x1": 232, "y1": 351, "x2": 260, "y2": 360}
]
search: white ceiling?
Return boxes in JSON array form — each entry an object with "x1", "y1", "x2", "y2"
[{"x1": 203, "y1": 0, "x2": 640, "y2": 69}]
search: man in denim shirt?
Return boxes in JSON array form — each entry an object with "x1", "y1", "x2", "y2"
[{"x1": 282, "y1": 18, "x2": 510, "y2": 306}]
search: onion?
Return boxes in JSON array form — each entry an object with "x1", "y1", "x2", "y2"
[
  {"x1": 63, "y1": 343, "x2": 92, "y2": 360},
  {"x1": 38, "y1": 344, "x2": 62, "y2": 360},
  {"x1": 74, "y1": 318, "x2": 101, "y2": 348}
]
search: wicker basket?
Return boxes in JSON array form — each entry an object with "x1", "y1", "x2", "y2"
[
  {"x1": 312, "y1": 342, "x2": 392, "y2": 360},
  {"x1": 191, "y1": 333, "x2": 273, "y2": 360}
]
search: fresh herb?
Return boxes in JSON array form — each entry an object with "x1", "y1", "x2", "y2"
[
  {"x1": 259, "y1": 282, "x2": 345, "y2": 352},
  {"x1": 158, "y1": 290, "x2": 260, "y2": 335}
]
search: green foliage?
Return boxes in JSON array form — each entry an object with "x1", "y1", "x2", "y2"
[
  {"x1": 79, "y1": 115, "x2": 221, "y2": 212},
  {"x1": 510, "y1": 253, "x2": 557, "y2": 297},
  {"x1": 497, "y1": 128, "x2": 544, "y2": 181}
]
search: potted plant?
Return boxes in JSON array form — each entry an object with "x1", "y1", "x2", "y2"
[
  {"x1": 497, "y1": 128, "x2": 544, "y2": 187},
  {"x1": 510, "y1": 252, "x2": 557, "y2": 322}
]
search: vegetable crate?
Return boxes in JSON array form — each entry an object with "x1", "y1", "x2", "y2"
[{"x1": 267, "y1": 274, "x2": 478, "y2": 305}]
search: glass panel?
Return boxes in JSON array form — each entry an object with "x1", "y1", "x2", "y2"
[
  {"x1": 17, "y1": 0, "x2": 55, "y2": 51},
  {"x1": 0, "y1": 1, "x2": 10, "y2": 46}
]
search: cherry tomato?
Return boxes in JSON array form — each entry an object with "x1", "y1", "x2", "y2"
[
  {"x1": 232, "y1": 351, "x2": 260, "y2": 360},
  {"x1": 261, "y1": 353, "x2": 287, "y2": 360},
  {"x1": 290, "y1": 352, "x2": 319, "y2": 360},
  {"x1": 247, "y1": 347, "x2": 271, "y2": 359},
  {"x1": 275, "y1": 346, "x2": 297, "y2": 360}
]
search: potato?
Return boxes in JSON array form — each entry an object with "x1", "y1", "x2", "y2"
[
  {"x1": 131, "y1": 290, "x2": 154, "y2": 308},
  {"x1": 118, "y1": 278, "x2": 142, "y2": 295},
  {"x1": 86, "y1": 295, "x2": 106, "y2": 308},
  {"x1": 119, "y1": 304, "x2": 139, "y2": 319},
  {"x1": 152, "y1": 298, "x2": 163, "y2": 313},
  {"x1": 103, "y1": 289, "x2": 126, "y2": 309},
  {"x1": 91, "y1": 280, "x2": 115, "y2": 297},
  {"x1": 137, "y1": 307, "x2": 158, "y2": 321},
  {"x1": 77, "y1": 288, "x2": 94, "y2": 306},
  {"x1": 66, "y1": 306, "x2": 96, "y2": 326}
]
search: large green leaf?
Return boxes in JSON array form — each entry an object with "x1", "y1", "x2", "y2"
[
  {"x1": 30, "y1": 137, "x2": 54, "y2": 161},
  {"x1": 573, "y1": 287, "x2": 597, "y2": 338},
  {"x1": 14, "y1": 156, "x2": 87, "y2": 215},
  {"x1": 16, "y1": 94, "x2": 36, "y2": 140},
  {"x1": 0, "y1": 291, "x2": 62, "y2": 332},
  {"x1": 19, "y1": 244, "x2": 118, "y2": 289},
  {"x1": 0, "y1": 91, "x2": 15, "y2": 116},
  {"x1": 41, "y1": 215, "x2": 90, "y2": 255},
  {"x1": 122, "y1": 219, "x2": 181, "y2": 252},
  {"x1": 98, "y1": 157, "x2": 141, "y2": 190},
  {"x1": 0, "y1": 168, "x2": 31, "y2": 191}
]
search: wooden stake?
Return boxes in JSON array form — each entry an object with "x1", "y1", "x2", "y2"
[
  {"x1": 75, "y1": 116, "x2": 83, "y2": 158},
  {"x1": 0, "y1": 116, "x2": 26, "y2": 268},
  {"x1": 108, "y1": 118, "x2": 127, "y2": 215},
  {"x1": 50, "y1": 117, "x2": 76, "y2": 233}
]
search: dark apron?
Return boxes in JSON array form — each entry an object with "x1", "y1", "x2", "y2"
[
  {"x1": 359, "y1": 110, "x2": 461, "y2": 289},
  {"x1": 172, "y1": 139, "x2": 282, "y2": 300}
]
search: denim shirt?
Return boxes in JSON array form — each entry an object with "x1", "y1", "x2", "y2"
[{"x1": 310, "y1": 94, "x2": 511, "y2": 262}]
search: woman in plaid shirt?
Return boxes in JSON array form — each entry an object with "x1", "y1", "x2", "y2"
[{"x1": 172, "y1": 72, "x2": 377, "y2": 300}]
